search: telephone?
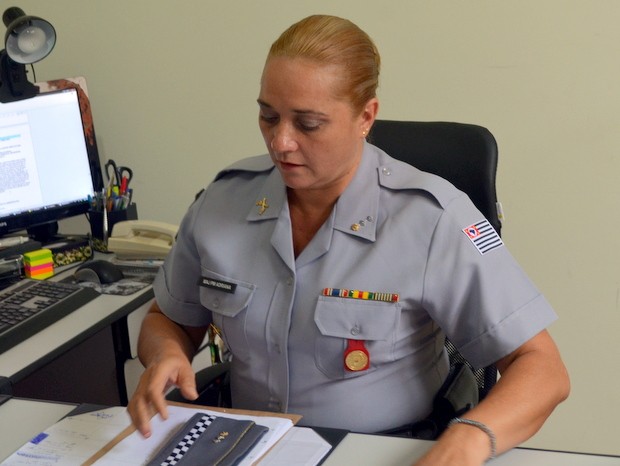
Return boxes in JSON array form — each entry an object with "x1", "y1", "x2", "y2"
[{"x1": 107, "y1": 220, "x2": 179, "y2": 259}]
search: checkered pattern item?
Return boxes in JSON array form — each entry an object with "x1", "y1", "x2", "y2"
[{"x1": 159, "y1": 414, "x2": 216, "y2": 466}]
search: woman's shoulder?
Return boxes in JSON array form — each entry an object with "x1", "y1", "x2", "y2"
[
  {"x1": 370, "y1": 144, "x2": 465, "y2": 210},
  {"x1": 214, "y1": 154, "x2": 274, "y2": 181}
]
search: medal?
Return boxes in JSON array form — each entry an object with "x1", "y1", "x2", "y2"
[{"x1": 344, "y1": 339, "x2": 370, "y2": 371}]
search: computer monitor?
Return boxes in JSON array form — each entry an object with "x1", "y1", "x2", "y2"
[{"x1": 0, "y1": 87, "x2": 104, "y2": 243}]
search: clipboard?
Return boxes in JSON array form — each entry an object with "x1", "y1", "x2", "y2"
[{"x1": 83, "y1": 402, "x2": 301, "y2": 465}]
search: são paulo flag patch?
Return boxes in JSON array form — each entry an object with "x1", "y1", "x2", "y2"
[{"x1": 462, "y1": 219, "x2": 503, "y2": 255}]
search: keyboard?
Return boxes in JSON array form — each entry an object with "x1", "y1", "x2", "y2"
[{"x1": 0, "y1": 279, "x2": 100, "y2": 354}]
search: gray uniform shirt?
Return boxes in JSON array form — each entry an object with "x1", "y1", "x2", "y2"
[{"x1": 154, "y1": 142, "x2": 557, "y2": 432}]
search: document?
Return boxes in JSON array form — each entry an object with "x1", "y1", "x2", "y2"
[
  {"x1": 259, "y1": 427, "x2": 332, "y2": 466},
  {"x1": 0, "y1": 116, "x2": 42, "y2": 215},
  {"x1": 0, "y1": 406, "x2": 130, "y2": 465},
  {"x1": 1, "y1": 403, "x2": 317, "y2": 465}
]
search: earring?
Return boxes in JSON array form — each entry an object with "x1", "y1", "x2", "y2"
[{"x1": 362, "y1": 129, "x2": 368, "y2": 137}]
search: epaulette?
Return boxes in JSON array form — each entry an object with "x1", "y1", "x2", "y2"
[
  {"x1": 214, "y1": 154, "x2": 274, "y2": 181},
  {"x1": 376, "y1": 153, "x2": 462, "y2": 210}
]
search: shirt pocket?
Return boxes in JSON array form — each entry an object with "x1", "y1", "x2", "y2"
[
  {"x1": 199, "y1": 268, "x2": 256, "y2": 357},
  {"x1": 314, "y1": 296, "x2": 400, "y2": 379}
]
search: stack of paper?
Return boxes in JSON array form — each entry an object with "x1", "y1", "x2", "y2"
[
  {"x1": 1, "y1": 406, "x2": 130, "y2": 465},
  {"x1": 1, "y1": 404, "x2": 295, "y2": 466}
]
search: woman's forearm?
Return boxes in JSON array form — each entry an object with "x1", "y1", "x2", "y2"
[
  {"x1": 137, "y1": 302, "x2": 206, "y2": 368},
  {"x1": 415, "y1": 330, "x2": 570, "y2": 465}
]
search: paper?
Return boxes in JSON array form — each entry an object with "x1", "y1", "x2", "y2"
[
  {"x1": 93, "y1": 405, "x2": 293, "y2": 465},
  {"x1": 0, "y1": 407, "x2": 130, "y2": 466},
  {"x1": 259, "y1": 427, "x2": 332, "y2": 466},
  {"x1": 2, "y1": 405, "x2": 294, "y2": 465}
]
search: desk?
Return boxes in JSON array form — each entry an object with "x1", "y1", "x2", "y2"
[
  {"x1": 322, "y1": 433, "x2": 620, "y2": 465},
  {"x1": 2, "y1": 398, "x2": 619, "y2": 465},
  {"x1": 0, "y1": 266, "x2": 153, "y2": 406},
  {"x1": 0, "y1": 397, "x2": 77, "y2": 461}
]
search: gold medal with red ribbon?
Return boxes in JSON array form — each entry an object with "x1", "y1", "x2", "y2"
[{"x1": 344, "y1": 339, "x2": 370, "y2": 371}]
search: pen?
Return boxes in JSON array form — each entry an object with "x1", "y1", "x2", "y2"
[
  {"x1": 0, "y1": 236, "x2": 29, "y2": 248},
  {"x1": 103, "y1": 202, "x2": 109, "y2": 245}
]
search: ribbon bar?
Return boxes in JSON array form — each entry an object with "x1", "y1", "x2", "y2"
[{"x1": 322, "y1": 288, "x2": 399, "y2": 303}]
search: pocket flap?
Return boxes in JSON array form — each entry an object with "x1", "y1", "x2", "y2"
[
  {"x1": 314, "y1": 296, "x2": 399, "y2": 341},
  {"x1": 199, "y1": 269, "x2": 255, "y2": 317}
]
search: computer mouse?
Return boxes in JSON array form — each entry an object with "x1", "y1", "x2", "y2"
[{"x1": 74, "y1": 260, "x2": 125, "y2": 284}]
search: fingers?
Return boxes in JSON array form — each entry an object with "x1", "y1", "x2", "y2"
[
  {"x1": 128, "y1": 395, "x2": 158, "y2": 438},
  {"x1": 177, "y1": 365, "x2": 199, "y2": 401},
  {"x1": 127, "y1": 360, "x2": 197, "y2": 438},
  {"x1": 127, "y1": 368, "x2": 172, "y2": 438},
  {"x1": 150, "y1": 385, "x2": 170, "y2": 425}
]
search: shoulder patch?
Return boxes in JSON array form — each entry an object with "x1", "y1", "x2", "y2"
[
  {"x1": 462, "y1": 219, "x2": 503, "y2": 255},
  {"x1": 214, "y1": 154, "x2": 274, "y2": 181}
]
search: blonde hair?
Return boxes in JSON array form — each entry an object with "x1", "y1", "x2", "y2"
[{"x1": 267, "y1": 15, "x2": 380, "y2": 114}]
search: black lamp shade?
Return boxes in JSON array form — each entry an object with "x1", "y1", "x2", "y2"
[{"x1": 3, "y1": 7, "x2": 56, "y2": 64}]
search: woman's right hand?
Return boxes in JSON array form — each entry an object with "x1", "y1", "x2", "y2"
[
  {"x1": 126, "y1": 302, "x2": 206, "y2": 437},
  {"x1": 127, "y1": 353, "x2": 199, "y2": 437}
]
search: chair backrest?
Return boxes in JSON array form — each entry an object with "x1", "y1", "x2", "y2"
[
  {"x1": 369, "y1": 120, "x2": 502, "y2": 236},
  {"x1": 368, "y1": 119, "x2": 500, "y2": 399}
]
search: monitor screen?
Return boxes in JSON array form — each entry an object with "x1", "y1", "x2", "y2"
[{"x1": 0, "y1": 87, "x2": 103, "y2": 242}]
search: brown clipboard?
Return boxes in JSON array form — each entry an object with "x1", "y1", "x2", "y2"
[{"x1": 83, "y1": 401, "x2": 301, "y2": 465}]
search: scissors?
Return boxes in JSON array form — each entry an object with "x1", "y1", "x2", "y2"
[{"x1": 105, "y1": 159, "x2": 133, "y2": 194}]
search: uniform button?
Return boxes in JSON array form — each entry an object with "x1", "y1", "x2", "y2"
[
  {"x1": 382, "y1": 167, "x2": 391, "y2": 176},
  {"x1": 351, "y1": 325, "x2": 361, "y2": 336},
  {"x1": 366, "y1": 216, "x2": 374, "y2": 222}
]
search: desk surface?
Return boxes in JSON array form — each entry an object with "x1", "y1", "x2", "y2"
[
  {"x1": 2, "y1": 398, "x2": 619, "y2": 465},
  {"x1": 0, "y1": 397, "x2": 77, "y2": 460},
  {"x1": 0, "y1": 267, "x2": 153, "y2": 385},
  {"x1": 323, "y1": 433, "x2": 620, "y2": 465}
]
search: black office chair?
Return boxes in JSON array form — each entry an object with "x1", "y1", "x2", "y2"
[
  {"x1": 169, "y1": 119, "x2": 502, "y2": 439},
  {"x1": 369, "y1": 119, "x2": 501, "y2": 438},
  {"x1": 369, "y1": 120, "x2": 501, "y2": 236}
]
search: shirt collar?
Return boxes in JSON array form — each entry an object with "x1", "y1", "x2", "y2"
[
  {"x1": 246, "y1": 143, "x2": 381, "y2": 243},
  {"x1": 333, "y1": 142, "x2": 380, "y2": 242},
  {"x1": 246, "y1": 166, "x2": 286, "y2": 221}
]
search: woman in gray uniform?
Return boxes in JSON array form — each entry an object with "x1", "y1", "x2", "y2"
[{"x1": 128, "y1": 14, "x2": 569, "y2": 465}]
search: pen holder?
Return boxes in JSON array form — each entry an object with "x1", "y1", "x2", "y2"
[{"x1": 89, "y1": 203, "x2": 138, "y2": 252}]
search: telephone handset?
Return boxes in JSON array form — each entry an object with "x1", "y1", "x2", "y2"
[{"x1": 107, "y1": 220, "x2": 179, "y2": 259}]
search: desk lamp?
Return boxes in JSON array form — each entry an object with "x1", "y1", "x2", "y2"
[{"x1": 0, "y1": 6, "x2": 55, "y2": 103}]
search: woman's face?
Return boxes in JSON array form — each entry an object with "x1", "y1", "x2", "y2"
[{"x1": 258, "y1": 56, "x2": 377, "y2": 197}]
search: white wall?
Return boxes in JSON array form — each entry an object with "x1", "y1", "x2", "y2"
[{"x1": 14, "y1": 0, "x2": 619, "y2": 455}]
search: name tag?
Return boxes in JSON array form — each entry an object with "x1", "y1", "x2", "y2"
[{"x1": 199, "y1": 277, "x2": 237, "y2": 294}]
